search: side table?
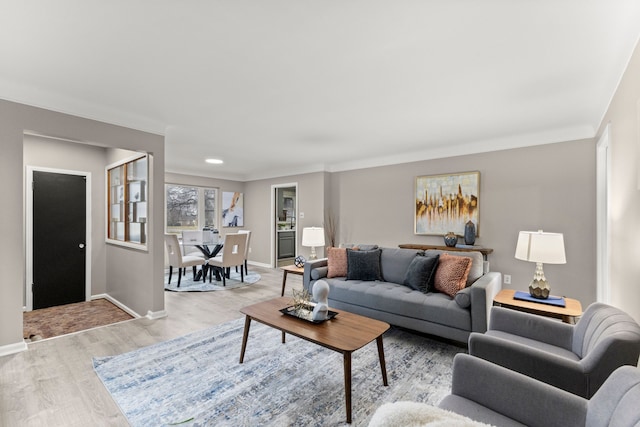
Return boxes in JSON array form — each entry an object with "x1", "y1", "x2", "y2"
[
  {"x1": 280, "y1": 264, "x2": 304, "y2": 296},
  {"x1": 493, "y1": 289, "x2": 583, "y2": 324}
]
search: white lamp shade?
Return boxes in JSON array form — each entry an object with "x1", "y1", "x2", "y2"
[
  {"x1": 515, "y1": 230, "x2": 566, "y2": 264},
  {"x1": 302, "y1": 227, "x2": 325, "y2": 247}
]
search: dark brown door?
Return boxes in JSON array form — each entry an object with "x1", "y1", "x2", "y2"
[{"x1": 32, "y1": 171, "x2": 87, "y2": 309}]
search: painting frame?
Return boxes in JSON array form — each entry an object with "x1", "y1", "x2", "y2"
[
  {"x1": 414, "y1": 171, "x2": 480, "y2": 236},
  {"x1": 222, "y1": 191, "x2": 244, "y2": 227}
]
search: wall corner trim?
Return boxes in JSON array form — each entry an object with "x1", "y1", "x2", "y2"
[{"x1": 146, "y1": 310, "x2": 168, "y2": 320}]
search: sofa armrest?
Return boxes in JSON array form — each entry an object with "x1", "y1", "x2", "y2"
[
  {"x1": 303, "y1": 258, "x2": 328, "y2": 293},
  {"x1": 468, "y1": 272, "x2": 502, "y2": 333},
  {"x1": 489, "y1": 306, "x2": 574, "y2": 348},
  {"x1": 440, "y1": 354, "x2": 587, "y2": 427}
]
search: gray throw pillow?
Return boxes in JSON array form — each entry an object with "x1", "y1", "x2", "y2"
[
  {"x1": 403, "y1": 254, "x2": 440, "y2": 293},
  {"x1": 454, "y1": 287, "x2": 472, "y2": 308},
  {"x1": 346, "y1": 249, "x2": 382, "y2": 281}
]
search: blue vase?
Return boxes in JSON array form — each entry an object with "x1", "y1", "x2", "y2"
[
  {"x1": 464, "y1": 221, "x2": 476, "y2": 245},
  {"x1": 444, "y1": 232, "x2": 458, "y2": 247}
]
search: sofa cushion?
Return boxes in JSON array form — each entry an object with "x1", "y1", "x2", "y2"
[
  {"x1": 327, "y1": 247, "x2": 348, "y2": 278},
  {"x1": 403, "y1": 253, "x2": 440, "y2": 293},
  {"x1": 326, "y1": 279, "x2": 472, "y2": 331},
  {"x1": 434, "y1": 253, "x2": 472, "y2": 297},
  {"x1": 426, "y1": 249, "x2": 484, "y2": 286},
  {"x1": 380, "y1": 247, "x2": 422, "y2": 284},
  {"x1": 346, "y1": 248, "x2": 382, "y2": 281}
]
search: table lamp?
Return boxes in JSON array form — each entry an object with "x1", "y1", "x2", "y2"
[
  {"x1": 302, "y1": 227, "x2": 325, "y2": 260},
  {"x1": 515, "y1": 230, "x2": 566, "y2": 299}
]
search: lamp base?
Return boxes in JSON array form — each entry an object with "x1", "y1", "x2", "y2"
[{"x1": 529, "y1": 279, "x2": 550, "y2": 299}]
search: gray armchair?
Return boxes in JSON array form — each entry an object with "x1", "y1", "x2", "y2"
[
  {"x1": 468, "y1": 303, "x2": 640, "y2": 398},
  {"x1": 434, "y1": 353, "x2": 640, "y2": 427}
]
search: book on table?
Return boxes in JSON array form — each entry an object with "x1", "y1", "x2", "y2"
[{"x1": 513, "y1": 291, "x2": 566, "y2": 307}]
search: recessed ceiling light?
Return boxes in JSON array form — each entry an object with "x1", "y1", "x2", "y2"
[{"x1": 205, "y1": 158, "x2": 224, "y2": 164}]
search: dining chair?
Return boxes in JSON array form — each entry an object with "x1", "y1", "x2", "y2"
[
  {"x1": 181, "y1": 230, "x2": 207, "y2": 259},
  {"x1": 237, "y1": 230, "x2": 251, "y2": 275},
  {"x1": 164, "y1": 234, "x2": 205, "y2": 287},
  {"x1": 206, "y1": 233, "x2": 247, "y2": 286}
]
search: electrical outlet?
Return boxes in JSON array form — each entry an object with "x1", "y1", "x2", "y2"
[
  {"x1": 504, "y1": 274, "x2": 511, "y2": 285},
  {"x1": 249, "y1": 247, "x2": 252, "y2": 253},
  {"x1": 299, "y1": 212, "x2": 304, "y2": 219}
]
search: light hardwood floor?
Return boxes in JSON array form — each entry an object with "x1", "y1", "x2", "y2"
[{"x1": 0, "y1": 265, "x2": 302, "y2": 427}]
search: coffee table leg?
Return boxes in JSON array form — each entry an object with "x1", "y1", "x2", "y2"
[
  {"x1": 376, "y1": 336, "x2": 388, "y2": 386},
  {"x1": 281, "y1": 270, "x2": 288, "y2": 296},
  {"x1": 239, "y1": 316, "x2": 251, "y2": 363},
  {"x1": 343, "y1": 351, "x2": 352, "y2": 423}
]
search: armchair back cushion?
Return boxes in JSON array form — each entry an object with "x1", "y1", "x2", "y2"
[{"x1": 572, "y1": 302, "x2": 640, "y2": 358}]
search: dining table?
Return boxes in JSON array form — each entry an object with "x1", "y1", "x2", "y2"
[{"x1": 182, "y1": 235, "x2": 224, "y2": 281}]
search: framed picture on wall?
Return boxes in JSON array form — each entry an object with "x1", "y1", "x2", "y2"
[
  {"x1": 222, "y1": 191, "x2": 244, "y2": 227},
  {"x1": 414, "y1": 171, "x2": 479, "y2": 235}
]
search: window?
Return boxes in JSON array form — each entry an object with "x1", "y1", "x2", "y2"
[
  {"x1": 107, "y1": 155, "x2": 148, "y2": 247},
  {"x1": 166, "y1": 185, "x2": 217, "y2": 233}
]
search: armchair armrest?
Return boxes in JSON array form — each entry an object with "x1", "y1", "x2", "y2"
[
  {"x1": 468, "y1": 332, "x2": 589, "y2": 396},
  {"x1": 439, "y1": 354, "x2": 587, "y2": 427},
  {"x1": 303, "y1": 258, "x2": 328, "y2": 293},
  {"x1": 489, "y1": 306, "x2": 574, "y2": 349},
  {"x1": 468, "y1": 272, "x2": 502, "y2": 333}
]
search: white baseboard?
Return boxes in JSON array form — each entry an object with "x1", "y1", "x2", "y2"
[
  {"x1": 91, "y1": 294, "x2": 141, "y2": 318},
  {"x1": 0, "y1": 340, "x2": 28, "y2": 357},
  {"x1": 248, "y1": 260, "x2": 271, "y2": 269}
]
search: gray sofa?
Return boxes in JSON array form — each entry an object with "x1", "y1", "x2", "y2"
[{"x1": 303, "y1": 247, "x2": 502, "y2": 343}]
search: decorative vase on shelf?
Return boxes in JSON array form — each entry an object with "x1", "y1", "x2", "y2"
[
  {"x1": 464, "y1": 221, "x2": 476, "y2": 245},
  {"x1": 444, "y1": 232, "x2": 458, "y2": 247}
]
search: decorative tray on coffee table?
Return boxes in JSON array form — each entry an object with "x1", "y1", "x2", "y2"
[{"x1": 280, "y1": 304, "x2": 338, "y2": 324}]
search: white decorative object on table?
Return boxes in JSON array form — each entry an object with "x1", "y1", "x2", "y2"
[{"x1": 311, "y1": 280, "x2": 330, "y2": 321}]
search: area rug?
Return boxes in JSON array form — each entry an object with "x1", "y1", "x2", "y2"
[
  {"x1": 93, "y1": 318, "x2": 464, "y2": 426},
  {"x1": 164, "y1": 270, "x2": 261, "y2": 292},
  {"x1": 24, "y1": 298, "x2": 134, "y2": 340}
]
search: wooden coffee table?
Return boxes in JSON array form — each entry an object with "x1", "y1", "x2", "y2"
[
  {"x1": 239, "y1": 297, "x2": 390, "y2": 424},
  {"x1": 494, "y1": 289, "x2": 583, "y2": 324}
]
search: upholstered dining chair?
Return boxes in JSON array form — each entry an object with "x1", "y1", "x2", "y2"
[
  {"x1": 164, "y1": 234, "x2": 205, "y2": 287},
  {"x1": 468, "y1": 303, "x2": 640, "y2": 398},
  {"x1": 206, "y1": 233, "x2": 247, "y2": 286},
  {"x1": 181, "y1": 230, "x2": 207, "y2": 258},
  {"x1": 237, "y1": 230, "x2": 251, "y2": 275}
]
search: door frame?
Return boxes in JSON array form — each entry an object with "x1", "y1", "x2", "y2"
[
  {"x1": 596, "y1": 124, "x2": 611, "y2": 304},
  {"x1": 25, "y1": 166, "x2": 92, "y2": 311},
  {"x1": 271, "y1": 182, "x2": 298, "y2": 268}
]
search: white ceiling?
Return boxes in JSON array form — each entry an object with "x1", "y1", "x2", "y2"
[{"x1": 2, "y1": 1, "x2": 640, "y2": 181}]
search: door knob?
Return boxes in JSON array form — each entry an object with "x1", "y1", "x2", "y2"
[{"x1": 79, "y1": 243, "x2": 85, "y2": 249}]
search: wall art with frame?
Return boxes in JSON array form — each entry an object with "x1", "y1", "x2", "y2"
[
  {"x1": 222, "y1": 191, "x2": 244, "y2": 227},
  {"x1": 414, "y1": 171, "x2": 479, "y2": 236}
]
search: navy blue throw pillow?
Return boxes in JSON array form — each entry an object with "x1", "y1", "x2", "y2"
[
  {"x1": 346, "y1": 249, "x2": 382, "y2": 281},
  {"x1": 403, "y1": 254, "x2": 440, "y2": 293}
]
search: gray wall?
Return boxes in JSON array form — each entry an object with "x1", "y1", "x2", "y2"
[
  {"x1": 329, "y1": 139, "x2": 596, "y2": 307},
  {"x1": 598, "y1": 39, "x2": 640, "y2": 323},
  {"x1": 245, "y1": 172, "x2": 328, "y2": 265},
  {"x1": 0, "y1": 99, "x2": 164, "y2": 352}
]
